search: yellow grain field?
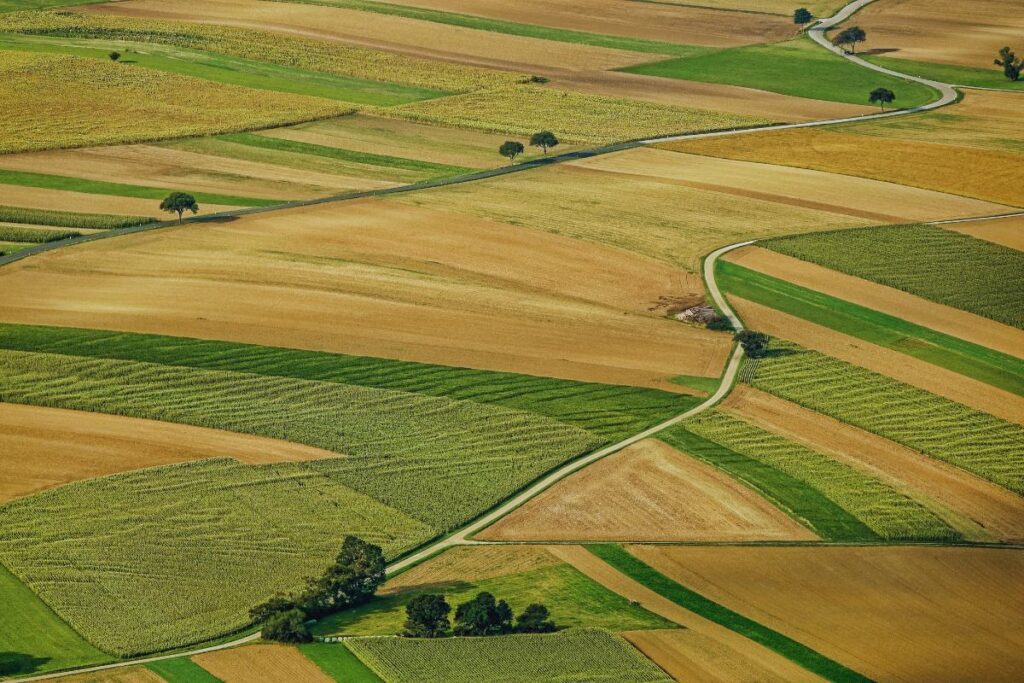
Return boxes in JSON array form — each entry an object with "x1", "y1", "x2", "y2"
[
  {"x1": 58, "y1": 668, "x2": 163, "y2": 683},
  {"x1": 629, "y1": 545, "x2": 1024, "y2": 683},
  {"x1": 0, "y1": 185, "x2": 241, "y2": 219},
  {"x1": 0, "y1": 50, "x2": 348, "y2": 154},
  {"x1": 192, "y1": 644, "x2": 332, "y2": 683},
  {"x1": 478, "y1": 439, "x2": 816, "y2": 542},
  {"x1": 385, "y1": 545, "x2": 562, "y2": 593},
  {"x1": 943, "y1": 214, "x2": 1024, "y2": 251}
]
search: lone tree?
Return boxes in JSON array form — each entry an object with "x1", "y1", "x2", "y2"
[
  {"x1": 453, "y1": 592, "x2": 513, "y2": 636},
  {"x1": 793, "y1": 8, "x2": 812, "y2": 25},
  {"x1": 868, "y1": 87, "x2": 896, "y2": 111},
  {"x1": 734, "y1": 330, "x2": 769, "y2": 358},
  {"x1": 499, "y1": 140, "x2": 525, "y2": 165},
  {"x1": 515, "y1": 603, "x2": 556, "y2": 633},
  {"x1": 995, "y1": 46, "x2": 1022, "y2": 81},
  {"x1": 529, "y1": 130, "x2": 559, "y2": 155},
  {"x1": 297, "y1": 535, "x2": 386, "y2": 618},
  {"x1": 159, "y1": 192, "x2": 198, "y2": 224},
  {"x1": 109, "y1": 51, "x2": 121, "y2": 61},
  {"x1": 832, "y1": 26, "x2": 866, "y2": 54},
  {"x1": 404, "y1": 594, "x2": 451, "y2": 638},
  {"x1": 261, "y1": 608, "x2": 312, "y2": 643}
]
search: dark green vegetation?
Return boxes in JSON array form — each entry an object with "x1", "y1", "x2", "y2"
[
  {"x1": 0, "y1": 0, "x2": 96, "y2": 11},
  {"x1": 868, "y1": 56, "x2": 1024, "y2": 90},
  {"x1": 0, "y1": 204, "x2": 148, "y2": 228},
  {"x1": 587, "y1": 545, "x2": 871, "y2": 683},
  {"x1": 751, "y1": 341, "x2": 1024, "y2": 495},
  {"x1": 622, "y1": 38, "x2": 938, "y2": 107},
  {"x1": 716, "y1": 261, "x2": 1024, "y2": 395},
  {"x1": 301, "y1": 643, "x2": 383, "y2": 683},
  {"x1": 274, "y1": 0, "x2": 709, "y2": 57},
  {"x1": 0, "y1": 563, "x2": 109, "y2": 676},
  {"x1": 0, "y1": 225, "x2": 79, "y2": 242},
  {"x1": 765, "y1": 224, "x2": 1024, "y2": 329},
  {"x1": 146, "y1": 657, "x2": 223, "y2": 683},
  {"x1": 994, "y1": 47, "x2": 1022, "y2": 82},
  {"x1": 160, "y1": 192, "x2": 199, "y2": 224}
]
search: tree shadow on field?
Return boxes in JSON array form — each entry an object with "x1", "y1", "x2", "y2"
[
  {"x1": 762, "y1": 347, "x2": 798, "y2": 358},
  {"x1": 0, "y1": 651, "x2": 51, "y2": 676},
  {"x1": 861, "y1": 47, "x2": 900, "y2": 56}
]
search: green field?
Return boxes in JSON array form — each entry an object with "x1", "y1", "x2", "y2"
[
  {"x1": 867, "y1": 56, "x2": 1024, "y2": 91},
  {"x1": 750, "y1": 341, "x2": 1024, "y2": 495},
  {"x1": 345, "y1": 629, "x2": 672, "y2": 683},
  {"x1": 0, "y1": 0, "x2": 96, "y2": 11},
  {"x1": 0, "y1": 563, "x2": 109, "y2": 676},
  {"x1": 587, "y1": 545, "x2": 871, "y2": 683},
  {"x1": 680, "y1": 411, "x2": 955, "y2": 540},
  {"x1": 301, "y1": 643, "x2": 383, "y2": 683},
  {"x1": 147, "y1": 657, "x2": 223, "y2": 683},
  {"x1": 622, "y1": 37, "x2": 938, "y2": 107},
  {"x1": 0, "y1": 204, "x2": 148, "y2": 229},
  {"x1": 764, "y1": 224, "x2": 1024, "y2": 329},
  {"x1": 716, "y1": 260, "x2": 1024, "y2": 395}
]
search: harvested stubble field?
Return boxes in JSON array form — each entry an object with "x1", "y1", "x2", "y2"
[
  {"x1": 0, "y1": 49, "x2": 349, "y2": 154},
  {"x1": 346, "y1": 628, "x2": 671, "y2": 683},
  {"x1": 663, "y1": 127, "x2": 1024, "y2": 207},
  {"x1": 723, "y1": 386, "x2": 1024, "y2": 542},
  {"x1": 750, "y1": 342, "x2": 1024, "y2": 495},
  {"x1": 192, "y1": 644, "x2": 333, "y2": 683},
  {"x1": 0, "y1": 184, "x2": 242, "y2": 218},
  {"x1": 0, "y1": 402, "x2": 339, "y2": 503},
  {"x1": 0, "y1": 200, "x2": 729, "y2": 389},
  {"x1": 647, "y1": 0, "x2": 846, "y2": 14},
  {"x1": 944, "y1": 214, "x2": 1024, "y2": 252},
  {"x1": 478, "y1": 439, "x2": 816, "y2": 542},
  {"x1": 57, "y1": 668, "x2": 165, "y2": 683},
  {"x1": 628, "y1": 545, "x2": 1024, "y2": 683}
]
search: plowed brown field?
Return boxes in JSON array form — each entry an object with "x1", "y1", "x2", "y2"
[
  {"x1": 193, "y1": 644, "x2": 332, "y2": 683},
  {"x1": 477, "y1": 439, "x2": 815, "y2": 542},
  {"x1": 944, "y1": 214, "x2": 1024, "y2": 251},
  {"x1": 629, "y1": 545, "x2": 1024, "y2": 683},
  {"x1": 0, "y1": 403, "x2": 339, "y2": 503}
]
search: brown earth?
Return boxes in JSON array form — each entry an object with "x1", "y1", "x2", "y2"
[
  {"x1": 384, "y1": 545, "x2": 561, "y2": 593},
  {"x1": 0, "y1": 198, "x2": 728, "y2": 390},
  {"x1": 725, "y1": 246, "x2": 1024, "y2": 359},
  {"x1": 723, "y1": 386, "x2": 1024, "y2": 542},
  {"x1": 0, "y1": 403, "x2": 339, "y2": 503},
  {"x1": 83, "y1": 0, "x2": 653, "y2": 73},
  {"x1": 192, "y1": 644, "x2": 333, "y2": 683},
  {"x1": 943, "y1": 214, "x2": 1024, "y2": 251},
  {"x1": 58, "y1": 668, "x2": 163, "y2": 683},
  {"x1": 477, "y1": 439, "x2": 816, "y2": 542},
  {"x1": 0, "y1": 185, "x2": 240, "y2": 218},
  {"x1": 549, "y1": 545, "x2": 824, "y2": 683},
  {"x1": 630, "y1": 545, "x2": 1024, "y2": 683},
  {"x1": 730, "y1": 296, "x2": 1024, "y2": 424}
]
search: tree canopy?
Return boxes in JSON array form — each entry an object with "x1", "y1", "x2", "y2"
[
  {"x1": 159, "y1": 192, "x2": 198, "y2": 224},
  {"x1": 793, "y1": 8, "x2": 813, "y2": 25},
  {"x1": 832, "y1": 26, "x2": 867, "y2": 54},
  {"x1": 734, "y1": 330, "x2": 770, "y2": 358},
  {"x1": 404, "y1": 594, "x2": 451, "y2": 638},
  {"x1": 261, "y1": 608, "x2": 312, "y2": 643},
  {"x1": 499, "y1": 140, "x2": 525, "y2": 164},
  {"x1": 529, "y1": 131, "x2": 559, "y2": 155},
  {"x1": 995, "y1": 47, "x2": 1022, "y2": 81},
  {"x1": 868, "y1": 87, "x2": 896, "y2": 111},
  {"x1": 453, "y1": 591, "x2": 513, "y2": 636},
  {"x1": 515, "y1": 603, "x2": 557, "y2": 633}
]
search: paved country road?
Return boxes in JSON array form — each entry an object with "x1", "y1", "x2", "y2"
[{"x1": 7, "y1": 0, "x2": 1023, "y2": 679}]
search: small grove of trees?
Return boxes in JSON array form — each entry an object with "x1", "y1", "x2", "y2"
[
  {"x1": 734, "y1": 330, "x2": 769, "y2": 358},
  {"x1": 159, "y1": 192, "x2": 198, "y2": 224},
  {"x1": 403, "y1": 591, "x2": 556, "y2": 638},
  {"x1": 868, "y1": 87, "x2": 896, "y2": 111},
  {"x1": 832, "y1": 26, "x2": 866, "y2": 54},
  {"x1": 250, "y1": 536, "x2": 386, "y2": 643},
  {"x1": 995, "y1": 47, "x2": 1022, "y2": 81},
  {"x1": 499, "y1": 140, "x2": 524, "y2": 164},
  {"x1": 793, "y1": 8, "x2": 812, "y2": 25},
  {"x1": 529, "y1": 131, "x2": 559, "y2": 155}
]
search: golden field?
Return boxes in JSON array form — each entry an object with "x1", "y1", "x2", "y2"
[
  {"x1": 192, "y1": 645, "x2": 332, "y2": 683},
  {"x1": 944, "y1": 214, "x2": 1024, "y2": 251}
]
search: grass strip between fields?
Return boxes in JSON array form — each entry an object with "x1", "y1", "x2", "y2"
[
  {"x1": 586, "y1": 544, "x2": 872, "y2": 683},
  {"x1": 146, "y1": 656, "x2": 223, "y2": 682},
  {"x1": 0, "y1": 204, "x2": 148, "y2": 228},
  {"x1": 716, "y1": 260, "x2": 1024, "y2": 396},
  {"x1": 866, "y1": 56, "x2": 1024, "y2": 91},
  {"x1": 301, "y1": 642, "x2": 383, "y2": 683}
]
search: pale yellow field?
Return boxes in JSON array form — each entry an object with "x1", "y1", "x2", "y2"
[
  {"x1": 725, "y1": 246, "x2": 1024, "y2": 359},
  {"x1": 193, "y1": 644, "x2": 332, "y2": 683},
  {"x1": 58, "y1": 668, "x2": 163, "y2": 683},
  {"x1": 0, "y1": 198, "x2": 729, "y2": 389},
  {"x1": 0, "y1": 403, "x2": 339, "y2": 503},
  {"x1": 478, "y1": 439, "x2": 815, "y2": 542},
  {"x1": 723, "y1": 386, "x2": 1024, "y2": 542},
  {"x1": 648, "y1": 0, "x2": 846, "y2": 15},
  {"x1": 629, "y1": 545, "x2": 1024, "y2": 683},
  {"x1": 943, "y1": 214, "x2": 1024, "y2": 251},
  {"x1": 849, "y1": 0, "x2": 1024, "y2": 68},
  {"x1": 385, "y1": 545, "x2": 562, "y2": 593},
  {"x1": 0, "y1": 185, "x2": 240, "y2": 219}
]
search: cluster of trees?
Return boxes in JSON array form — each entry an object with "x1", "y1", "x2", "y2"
[
  {"x1": 250, "y1": 536, "x2": 386, "y2": 643},
  {"x1": 832, "y1": 26, "x2": 866, "y2": 54},
  {"x1": 734, "y1": 330, "x2": 769, "y2": 358},
  {"x1": 403, "y1": 591, "x2": 556, "y2": 638},
  {"x1": 499, "y1": 131, "x2": 560, "y2": 164},
  {"x1": 995, "y1": 47, "x2": 1022, "y2": 81}
]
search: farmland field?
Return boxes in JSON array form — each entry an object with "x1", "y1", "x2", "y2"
[
  {"x1": 192, "y1": 644, "x2": 333, "y2": 683},
  {"x1": 300, "y1": 643, "x2": 383, "y2": 683},
  {"x1": 145, "y1": 658, "x2": 223, "y2": 683},
  {"x1": 944, "y1": 214, "x2": 1024, "y2": 251}
]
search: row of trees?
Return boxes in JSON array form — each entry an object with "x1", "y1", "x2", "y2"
[
  {"x1": 499, "y1": 131, "x2": 560, "y2": 164},
  {"x1": 404, "y1": 591, "x2": 556, "y2": 638}
]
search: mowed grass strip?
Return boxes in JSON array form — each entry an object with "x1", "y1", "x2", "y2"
[
  {"x1": 765, "y1": 224, "x2": 1024, "y2": 329},
  {"x1": 751, "y1": 341, "x2": 1024, "y2": 495},
  {"x1": 717, "y1": 260, "x2": 1024, "y2": 395},
  {"x1": 301, "y1": 643, "x2": 382, "y2": 683},
  {"x1": 0, "y1": 204, "x2": 148, "y2": 229},
  {"x1": 587, "y1": 545, "x2": 871, "y2": 683},
  {"x1": 0, "y1": 324, "x2": 697, "y2": 442},
  {"x1": 146, "y1": 657, "x2": 223, "y2": 682},
  {"x1": 0, "y1": 563, "x2": 110, "y2": 676},
  {"x1": 867, "y1": 56, "x2": 1024, "y2": 91},
  {"x1": 346, "y1": 628, "x2": 672, "y2": 683}
]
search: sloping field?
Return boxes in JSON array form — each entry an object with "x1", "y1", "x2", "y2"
[
  {"x1": 193, "y1": 645, "x2": 333, "y2": 683},
  {"x1": 723, "y1": 386, "x2": 1024, "y2": 542},
  {"x1": 944, "y1": 214, "x2": 1024, "y2": 251},
  {"x1": 663, "y1": 127, "x2": 1024, "y2": 207},
  {"x1": 0, "y1": 199, "x2": 729, "y2": 389},
  {"x1": 0, "y1": 49, "x2": 348, "y2": 154},
  {"x1": 629, "y1": 546, "x2": 1024, "y2": 683},
  {"x1": 58, "y1": 669, "x2": 165, "y2": 683},
  {"x1": 848, "y1": 0, "x2": 1024, "y2": 69},
  {"x1": 0, "y1": 184, "x2": 239, "y2": 219},
  {"x1": 346, "y1": 629, "x2": 672, "y2": 683},
  {"x1": 0, "y1": 402, "x2": 339, "y2": 503},
  {"x1": 477, "y1": 439, "x2": 816, "y2": 542}
]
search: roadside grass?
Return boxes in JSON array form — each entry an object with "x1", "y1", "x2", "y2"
[
  {"x1": 0, "y1": 563, "x2": 110, "y2": 676},
  {"x1": 0, "y1": 241, "x2": 34, "y2": 256},
  {"x1": 345, "y1": 628, "x2": 672, "y2": 683},
  {"x1": 301, "y1": 643, "x2": 382, "y2": 683},
  {"x1": 670, "y1": 374, "x2": 722, "y2": 395},
  {"x1": 0, "y1": 204, "x2": 148, "y2": 229},
  {"x1": 621, "y1": 37, "x2": 938, "y2": 107},
  {"x1": 866, "y1": 56, "x2": 1024, "y2": 91},
  {"x1": 716, "y1": 260, "x2": 1024, "y2": 395},
  {"x1": 0, "y1": 225, "x2": 79, "y2": 243},
  {"x1": 146, "y1": 657, "x2": 223, "y2": 682},
  {"x1": 587, "y1": 545, "x2": 871, "y2": 683},
  {"x1": 750, "y1": 341, "x2": 1024, "y2": 495},
  {"x1": 0, "y1": 169, "x2": 280, "y2": 208},
  {"x1": 0, "y1": 324, "x2": 698, "y2": 442}
]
